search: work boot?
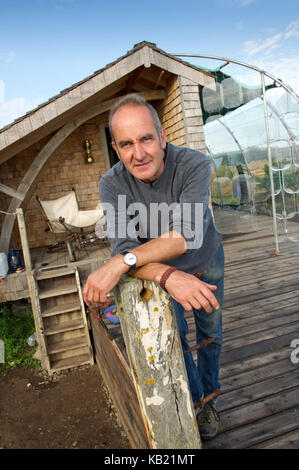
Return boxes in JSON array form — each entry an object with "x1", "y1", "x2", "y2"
[{"x1": 196, "y1": 401, "x2": 220, "y2": 440}]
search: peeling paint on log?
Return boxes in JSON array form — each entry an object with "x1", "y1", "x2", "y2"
[{"x1": 113, "y1": 276, "x2": 201, "y2": 449}]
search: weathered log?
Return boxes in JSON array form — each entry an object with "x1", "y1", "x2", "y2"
[{"x1": 113, "y1": 276, "x2": 201, "y2": 449}]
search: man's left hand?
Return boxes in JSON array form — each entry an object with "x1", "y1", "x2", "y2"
[{"x1": 82, "y1": 255, "x2": 127, "y2": 308}]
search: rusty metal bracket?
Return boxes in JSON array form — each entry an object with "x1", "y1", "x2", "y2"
[
  {"x1": 183, "y1": 337, "x2": 214, "y2": 355},
  {"x1": 194, "y1": 388, "x2": 221, "y2": 410},
  {"x1": 194, "y1": 270, "x2": 206, "y2": 279}
]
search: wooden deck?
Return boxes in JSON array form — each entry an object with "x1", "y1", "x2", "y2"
[
  {"x1": 198, "y1": 220, "x2": 299, "y2": 449},
  {"x1": 1, "y1": 210, "x2": 299, "y2": 448},
  {"x1": 96, "y1": 214, "x2": 299, "y2": 449}
]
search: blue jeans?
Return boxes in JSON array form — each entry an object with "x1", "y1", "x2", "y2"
[{"x1": 171, "y1": 243, "x2": 224, "y2": 404}]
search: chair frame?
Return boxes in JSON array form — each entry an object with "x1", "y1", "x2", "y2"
[{"x1": 36, "y1": 188, "x2": 106, "y2": 262}]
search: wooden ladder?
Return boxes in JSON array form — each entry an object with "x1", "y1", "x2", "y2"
[
  {"x1": 16, "y1": 208, "x2": 94, "y2": 375},
  {"x1": 35, "y1": 266, "x2": 94, "y2": 374}
]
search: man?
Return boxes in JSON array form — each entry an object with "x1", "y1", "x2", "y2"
[{"x1": 83, "y1": 93, "x2": 224, "y2": 440}]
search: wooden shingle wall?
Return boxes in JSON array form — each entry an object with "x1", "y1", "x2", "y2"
[
  {"x1": 157, "y1": 76, "x2": 186, "y2": 146},
  {"x1": 0, "y1": 121, "x2": 107, "y2": 250},
  {"x1": 179, "y1": 77, "x2": 206, "y2": 153},
  {"x1": 157, "y1": 75, "x2": 206, "y2": 153}
]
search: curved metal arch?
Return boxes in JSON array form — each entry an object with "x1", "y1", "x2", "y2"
[
  {"x1": 171, "y1": 53, "x2": 299, "y2": 104},
  {"x1": 217, "y1": 119, "x2": 252, "y2": 175}
]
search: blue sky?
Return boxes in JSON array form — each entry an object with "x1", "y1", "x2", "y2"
[{"x1": 0, "y1": 0, "x2": 299, "y2": 128}]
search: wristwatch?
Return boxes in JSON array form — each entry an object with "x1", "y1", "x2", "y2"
[{"x1": 121, "y1": 251, "x2": 137, "y2": 270}]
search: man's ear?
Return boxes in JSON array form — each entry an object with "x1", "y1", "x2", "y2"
[
  {"x1": 161, "y1": 128, "x2": 167, "y2": 149},
  {"x1": 111, "y1": 141, "x2": 120, "y2": 159}
]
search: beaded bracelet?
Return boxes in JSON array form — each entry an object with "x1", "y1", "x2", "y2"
[{"x1": 159, "y1": 267, "x2": 177, "y2": 292}]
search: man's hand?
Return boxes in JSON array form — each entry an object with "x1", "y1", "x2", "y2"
[
  {"x1": 164, "y1": 270, "x2": 219, "y2": 313},
  {"x1": 82, "y1": 255, "x2": 128, "y2": 308}
]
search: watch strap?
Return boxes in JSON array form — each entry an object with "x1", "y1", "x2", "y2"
[{"x1": 121, "y1": 250, "x2": 137, "y2": 269}]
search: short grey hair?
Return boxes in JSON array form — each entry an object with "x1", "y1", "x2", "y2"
[{"x1": 108, "y1": 93, "x2": 162, "y2": 143}]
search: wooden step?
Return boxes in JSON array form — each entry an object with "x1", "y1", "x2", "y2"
[
  {"x1": 35, "y1": 266, "x2": 76, "y2": 280},
  {"x1": 44, "y1": 319, "x2": 85, "y2": 335},
  {"x1": 41, "y1": 301, "x2": 82, "y2": 318},
  {"x1": 50, "y1": 353, "x2": 92, "y2": 373},
  {"x1": 39, "y1": 284, "x2": 78, "y2": 299},
  {"x1": 47, "y1": 336, "x2": 88, "y2": 354}
]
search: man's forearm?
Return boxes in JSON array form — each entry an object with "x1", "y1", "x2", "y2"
[
  {"x1": 83, "y1": 229, "x2": 219, "y2": 313},
  {"x1": 83, "y1": 231, "x2": 186, "y2": 308},
  {"x1": 129, "y1": 262, "x2": 170, "y2": 284},
  {"x1": 127, "y1": 230, "x2": 187, "y2": 269}
]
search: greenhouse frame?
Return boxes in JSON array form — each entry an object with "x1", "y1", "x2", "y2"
[{"x1": 173, "y1": 53, "x2": 299, "y2": 253}]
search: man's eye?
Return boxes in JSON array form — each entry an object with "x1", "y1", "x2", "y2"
[{"x1": 143, "y1": 136, "x2": 153, "y2": 142}]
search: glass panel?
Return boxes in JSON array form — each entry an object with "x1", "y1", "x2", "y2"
[
  {"x1": 200, "y1": 62, "x2": 299, "y2": 247},
  {"x1": 202, "y1": 82, "x2": 223, "y2": 114},
  {"x1": 275, "y1": 191, "x2": 297, "y2": 219},
  {"x1": 221, "y1": 77, "x2": 243, "y2": 109},
  {"x1": 270, "y1": 140, "x2": 292, "y2": 171},
  {"x1": 283, "y1": 112, "x2": 299, "y2": 139},
  {"x1": 223, "y1": 98, "x2": 266, "y2": 149},
  {"x1": 281, "y1": 164, "x2": 299, "y2": 195},
  {"x1": 295, "y1": 137, "x2": 299, "y2": 166}
]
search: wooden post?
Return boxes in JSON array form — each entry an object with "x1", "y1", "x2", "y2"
[
  {"x1": 16, "y1": 208, "x2": 50, "y2": 371},
  {"x1": 113, "y1": 276, "x2": 201, "y2": 449}
]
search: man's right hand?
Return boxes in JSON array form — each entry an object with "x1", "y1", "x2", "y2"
[{"x1": 164, "y1": 270, "x2": 219, "y2": 313}]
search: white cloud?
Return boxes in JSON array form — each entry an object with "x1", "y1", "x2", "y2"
[
  {"x1": 257, "y1": 56, "x2": 299, "y2": 94},
  {"x1": 0, "y1": 96, "x2": 44, "y2": 130},
  {"x1": 233, "y1": 55, "x2": 299, "y2": 95},
  {"x1": 240, "y1": 19, "x2": 299, "y2": 95},
  {"x1": 235, "y1": 20, "x2": 244, "y2": 31},
  {"x1": 243, "y1": 33, "x2": 282, "y2": 57},
  {"x1": 238, "y1": 0, "x2": 255, "y2": 5},
  {"x1": 6, "y1": 50, "x2": 16, "y2": 63},
  {"x1": 0, "y1": 50, "x2": 16, "y2": 63},
  {"x1": 233, "y1": 0, "x2": 255, "y2": 6},
  {"x1": 285, "y1": 20, "x2": 299, "y2": 39},
  {"x1": 0, "y1": 81, "x2": 4, "y2": 104},
  {"x1": 243, "y1": 19, "x2": 299, "y2": 58}
]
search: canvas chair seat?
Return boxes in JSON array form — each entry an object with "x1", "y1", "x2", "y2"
[
  {"x1": 38, "y1": 191, "x2": 105, "y2": 233},
  {"x1": 37, "y1": 190, "x2": 106, "y2": 262}
]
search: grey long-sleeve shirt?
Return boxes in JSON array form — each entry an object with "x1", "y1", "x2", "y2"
[{"x1": 99, "y1": 143, "x2": 221, "y2": 274}]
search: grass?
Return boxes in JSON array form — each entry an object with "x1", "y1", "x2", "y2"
[{"x1": 0, "y1": 301, "x2": 40, "y2": 373}]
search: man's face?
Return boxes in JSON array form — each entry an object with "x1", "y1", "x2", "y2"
[{"x1": 111, "y1": 104, "x2": 166, "y2": 183}]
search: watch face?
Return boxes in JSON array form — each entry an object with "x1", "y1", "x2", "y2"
[{"x1": 124, "y1": 252, "x2": 137, "y2": 266}]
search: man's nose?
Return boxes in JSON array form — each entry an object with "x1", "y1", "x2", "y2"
[{"x1": 133, "y1": 142, "x2": 146, "y2": 160}]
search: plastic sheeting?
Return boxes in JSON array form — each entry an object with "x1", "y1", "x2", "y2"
[{"x1": 203, "y1": 84, "x2": 299, "y2": 242}]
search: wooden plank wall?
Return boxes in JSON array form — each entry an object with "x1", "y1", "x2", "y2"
[
  {"x1": 157, "y1": 76, "x2": 206, "y2": 153},
  {"x1": 89, "y1": 311, "x2": 150, "y2": 449},
  {"x1": 0, "y1": 120, "x2": 106, "y2": 250},
  {"x1": 179, "y1": 77, "x2": 206, "y2": 153},
  {"x1": 157, "y1": 76, "x2": 186, "y2": 147}
]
